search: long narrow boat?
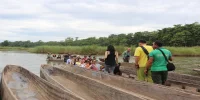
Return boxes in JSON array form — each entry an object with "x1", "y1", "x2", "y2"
[
  {"x1": 41, "y1": 64, "x2": 155, "y2": 100},
  {"x1": 193, "y1": 68, "x2": 200, "y2": 73},
  {"x1": 99, "y1": 62, "x2": 200, "y2": 92},
  {"x1": 46, "y1": 60, "x2": 200, "y2": 93},
  {"x1": 1, "y1": 65, "x2": 83, "y2": 100},
  {"x1": 41, "y1": 64, "x2": 200, "y2": 100}
]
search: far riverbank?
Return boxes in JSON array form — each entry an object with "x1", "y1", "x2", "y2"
[{"x1": 1, "y1": 46, "x2": 200, "y2": 56}]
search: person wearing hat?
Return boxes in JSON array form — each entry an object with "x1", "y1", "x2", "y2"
[{"x1": 134, "y1": 40, "x2": 153, "y2": 82}]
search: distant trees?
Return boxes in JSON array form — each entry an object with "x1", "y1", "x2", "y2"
[
  {"x1": 1, "y1": 22, "x2": 200, "y2": 47},
  {"x1": 1, "y1": 40, "x2": 9, "y2": 46}
]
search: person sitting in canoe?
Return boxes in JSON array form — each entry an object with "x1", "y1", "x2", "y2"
[
  {"x1": 75, "y1": 57, "x2": 82, "y2": 66},
  {"x1": 53, "y1": 54, "x2": 56, "y2": 58},
  {"x1": 85, "y1": 60, "x2": 92, "y2": 69},
  {"x1": 79, "y1": 59, "x2": 86, "y2": 68},
  {"x1": 88, "y1": 55, "x2": 92, "y2": 61},
  {"x1": 93, "y1": 56, "x2": 96, "y2": 60},
  {"x1": 66, "y1": 56, "x2": 73, "y2": 64},
  {"x1": 82, "y1": 55, "x2": 87, "y2": 61},
  {"x1": 64, "y1": 53, "x2": 70, "y2": 62},
  {"x1": 90, "y1": 60, "x2": 98, "y2": 71},
  {"x1": 47, "y1": 52, "x2": 52, "y2": 60},
  {"x1": 57, "y1": 54, "x2": 61, "y2": 59},
  {"x1": 122, "y1": 48, "x2": 131, "y2": 62}
]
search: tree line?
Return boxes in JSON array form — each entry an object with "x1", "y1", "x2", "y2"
[{"x1": 1, "y1": 22, "x2": 200, "y2": 47}]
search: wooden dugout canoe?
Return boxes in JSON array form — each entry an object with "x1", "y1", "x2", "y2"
[
  {"x1": 1, "y1": 65, "x2": 83, "y2": 100},
  {"x1": 46, "y1": 60, "x2": 200, "y2": 94},
  {"x1": 57, "y1": 64, "x2": 200, "y2": 100},
  {"x1": 40, "y1": 64, "x2": 155, "y2": 100},
  {"x1": 99, "y1": 62, "x2": 200, "y2": 93}
]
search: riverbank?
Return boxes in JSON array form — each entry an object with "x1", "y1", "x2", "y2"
[
  {"x1": 29, "y1": 46, "x2": 200, "y2": 56},
  {"x1": 28, "y1": 45, "x2": 135, "y2": 55},
  {"x1": 0, "y1": 47, "x2": 28, "y2": 51},
  {"x1": 1, "y1": 46, "x2": 200, "y2": 56}
]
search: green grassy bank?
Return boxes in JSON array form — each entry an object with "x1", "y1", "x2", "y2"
[
  {"x1": 28, "y1": 46, "x2": 200, "y2": 56},
  {"x1": 1, "y1": 46, "x2": 200, "y2": 56},
  {"x1": 28, "y1": 45, "x2": 136, "y2": 55},
  {"x1": 167, "y1": 46, "x2": 200, "y2": 56},
  {"x1": 0, "y1": 47, "x2": 28, "y2": 51}
]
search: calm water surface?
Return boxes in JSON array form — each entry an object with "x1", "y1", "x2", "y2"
[
  {"x1": 0, "y1": 51, "x2": 46, "y2": 75},
  {"x1": 0, "y1": 51, "x2": 200, "y2": 76}
]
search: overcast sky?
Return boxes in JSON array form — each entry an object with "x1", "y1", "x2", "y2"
[{"x1": 0, "y1": 0, "x2": 200, "y2": 42}]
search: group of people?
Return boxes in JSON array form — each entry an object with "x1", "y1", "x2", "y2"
[
  {"x1": 104, "y1": 40, "x2": 172, "y2": 85},
  {"x1": 48, "y1": 40, "x2": 172, "y2": 85},
  {"x1": 65, "y1": 47, "x2": 122, "y2": 75},
  {"x1": 66, "y1": 55, "x2": 105, "y2": 71},
  {"x1": 134, "y1": 40, "x2": 172, "y2": 85}
]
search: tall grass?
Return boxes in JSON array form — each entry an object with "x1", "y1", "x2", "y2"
[
  {"x1": 0, "y1": 46, "x2": 28, "y2": 51},
  {"x1": 29, "y1": 45, "x2": 136, "y2": 55},
  {"x1": 165, "y1": 46, "x2": 200, "y2": 56},
  {"x1": 1, "y1": 46, "x2": 200, "y2": 56}
]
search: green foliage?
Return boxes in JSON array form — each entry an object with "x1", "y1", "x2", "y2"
[
  {"x1": 0, "y1": 47, "x2": 28, "y2": 51},
  {"x1": 1, "y1": 22, "x2": 200, "y2": 47},
  {"x1": 29, "y1": 46, "x2": 200, "y2": 56},
  {"x1": 166, "y1": 46, "x2": 200, "y2": 56},
  {"x1": 29, "y1": 46, "x2": 135, "y2": 55},
  {"x1": 1, "y1": 40, "x2": 10, "y2": 46}
]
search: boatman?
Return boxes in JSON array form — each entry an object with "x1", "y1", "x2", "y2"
[{"x1": 122, "y1": 48, "x2": 131, "y2": 62}]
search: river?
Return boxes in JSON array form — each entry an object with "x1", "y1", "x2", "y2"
[{"x1": 0, "y1": 51, "x2": 200, "y2": 76}]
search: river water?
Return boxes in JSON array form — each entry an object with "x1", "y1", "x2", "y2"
[{"x1": 0, "y1": 51, "x2": 200, "y2": 76}]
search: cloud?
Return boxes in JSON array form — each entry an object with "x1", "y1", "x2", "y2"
[{"x1": 0, "y1": 0, "x2": 200, "y2": 42}]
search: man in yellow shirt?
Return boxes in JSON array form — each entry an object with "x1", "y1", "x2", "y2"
[{"x1": 134, "y1": 40, "x2": 153, "y2": 82}]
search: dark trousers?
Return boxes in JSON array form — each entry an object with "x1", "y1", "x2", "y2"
[
  {"x1": 123, "y1": 57, "x2": 130, "y2": 62},
  {"x1": 151, "y1": 71, "x2": 168, "y2": 85}
]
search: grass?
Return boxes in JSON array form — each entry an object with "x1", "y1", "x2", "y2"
[
  {"x1": 1, "y1": 46, "x2": 200, "y2": 56},
  {"x1": 28, "y1": 45, "x2": 136, "y2": 55},
  {"x1": 0, "y1": 46, "x2": 28, "y2": 51},
  {"x1": 166, "y1": 46, "x2": 200, "y2": 56}
]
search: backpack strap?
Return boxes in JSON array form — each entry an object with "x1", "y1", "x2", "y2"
[
  {"x1": 140, "y1": 46, "x2": 149, "y2": 60},
  {"x1": 157, "y1": 48, "x2": 169, "y2": 63}
]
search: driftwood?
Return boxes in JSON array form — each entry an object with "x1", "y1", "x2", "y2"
[{"x1": 1, "y1": 65, "x2": 83, "y2": 100}]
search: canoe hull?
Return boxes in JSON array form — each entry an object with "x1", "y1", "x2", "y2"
[
  {"x1": 41, "y1": 64, "x2": 153, "y2": 100},
  {"x1": 58, "y1": 65, "x2": 200, "y2": 100},
  {"x1": 101, "y1": 62, "x2": 200, "y2": 89},
  {"x1": 1, "y1": 65, "x2": 83, "y2": 100}
]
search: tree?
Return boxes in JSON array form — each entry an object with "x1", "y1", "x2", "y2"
[{"x1": 1, "y1": 40, "x2": 10, "y2": 46}]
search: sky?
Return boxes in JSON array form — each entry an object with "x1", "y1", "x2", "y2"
[{"x1": 0, "y1": 0, "x2": 200, "y2": 42}]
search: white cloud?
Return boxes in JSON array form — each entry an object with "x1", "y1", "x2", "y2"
[{"x1": 0, "y1": 0, "x2": 200, "y2": 41}]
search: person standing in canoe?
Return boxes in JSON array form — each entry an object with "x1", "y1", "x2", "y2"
[
  {"x1": 145, "y1": 40, "x2": 172, "y2": 85},
  {"x1": 47, "y1": 52, "x2": 52, "y2": 60},
  {"x1": 122, "y1": 48, "x2": 131, "y2": 62},
  {"x1": 104, "y1": 45, "x2": 118, "y2": 74},
  {"x1": 134, "y1": 40, "x2": 153, "y2": 82}
]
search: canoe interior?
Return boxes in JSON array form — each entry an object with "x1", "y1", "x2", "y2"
[
  {"x1": 40, "y1": 64, "x2": 153, "y2": 100},
  {"x1": 47, "y1": 61, "x2": 200, "y2": 94},
  {"x1": 1, "y1": 65, "x2": 82, "y2": 100},
  {"x1": 57, "y1": 64, "x2": 200, "y2": 100},
  {"x1": 101, "y1": 62, "x2": 200, "y2": 93}
]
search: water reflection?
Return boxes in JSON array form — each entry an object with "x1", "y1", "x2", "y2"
[{"x1": 0, "y1": 51, "x2": 46, "y2": 75}]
